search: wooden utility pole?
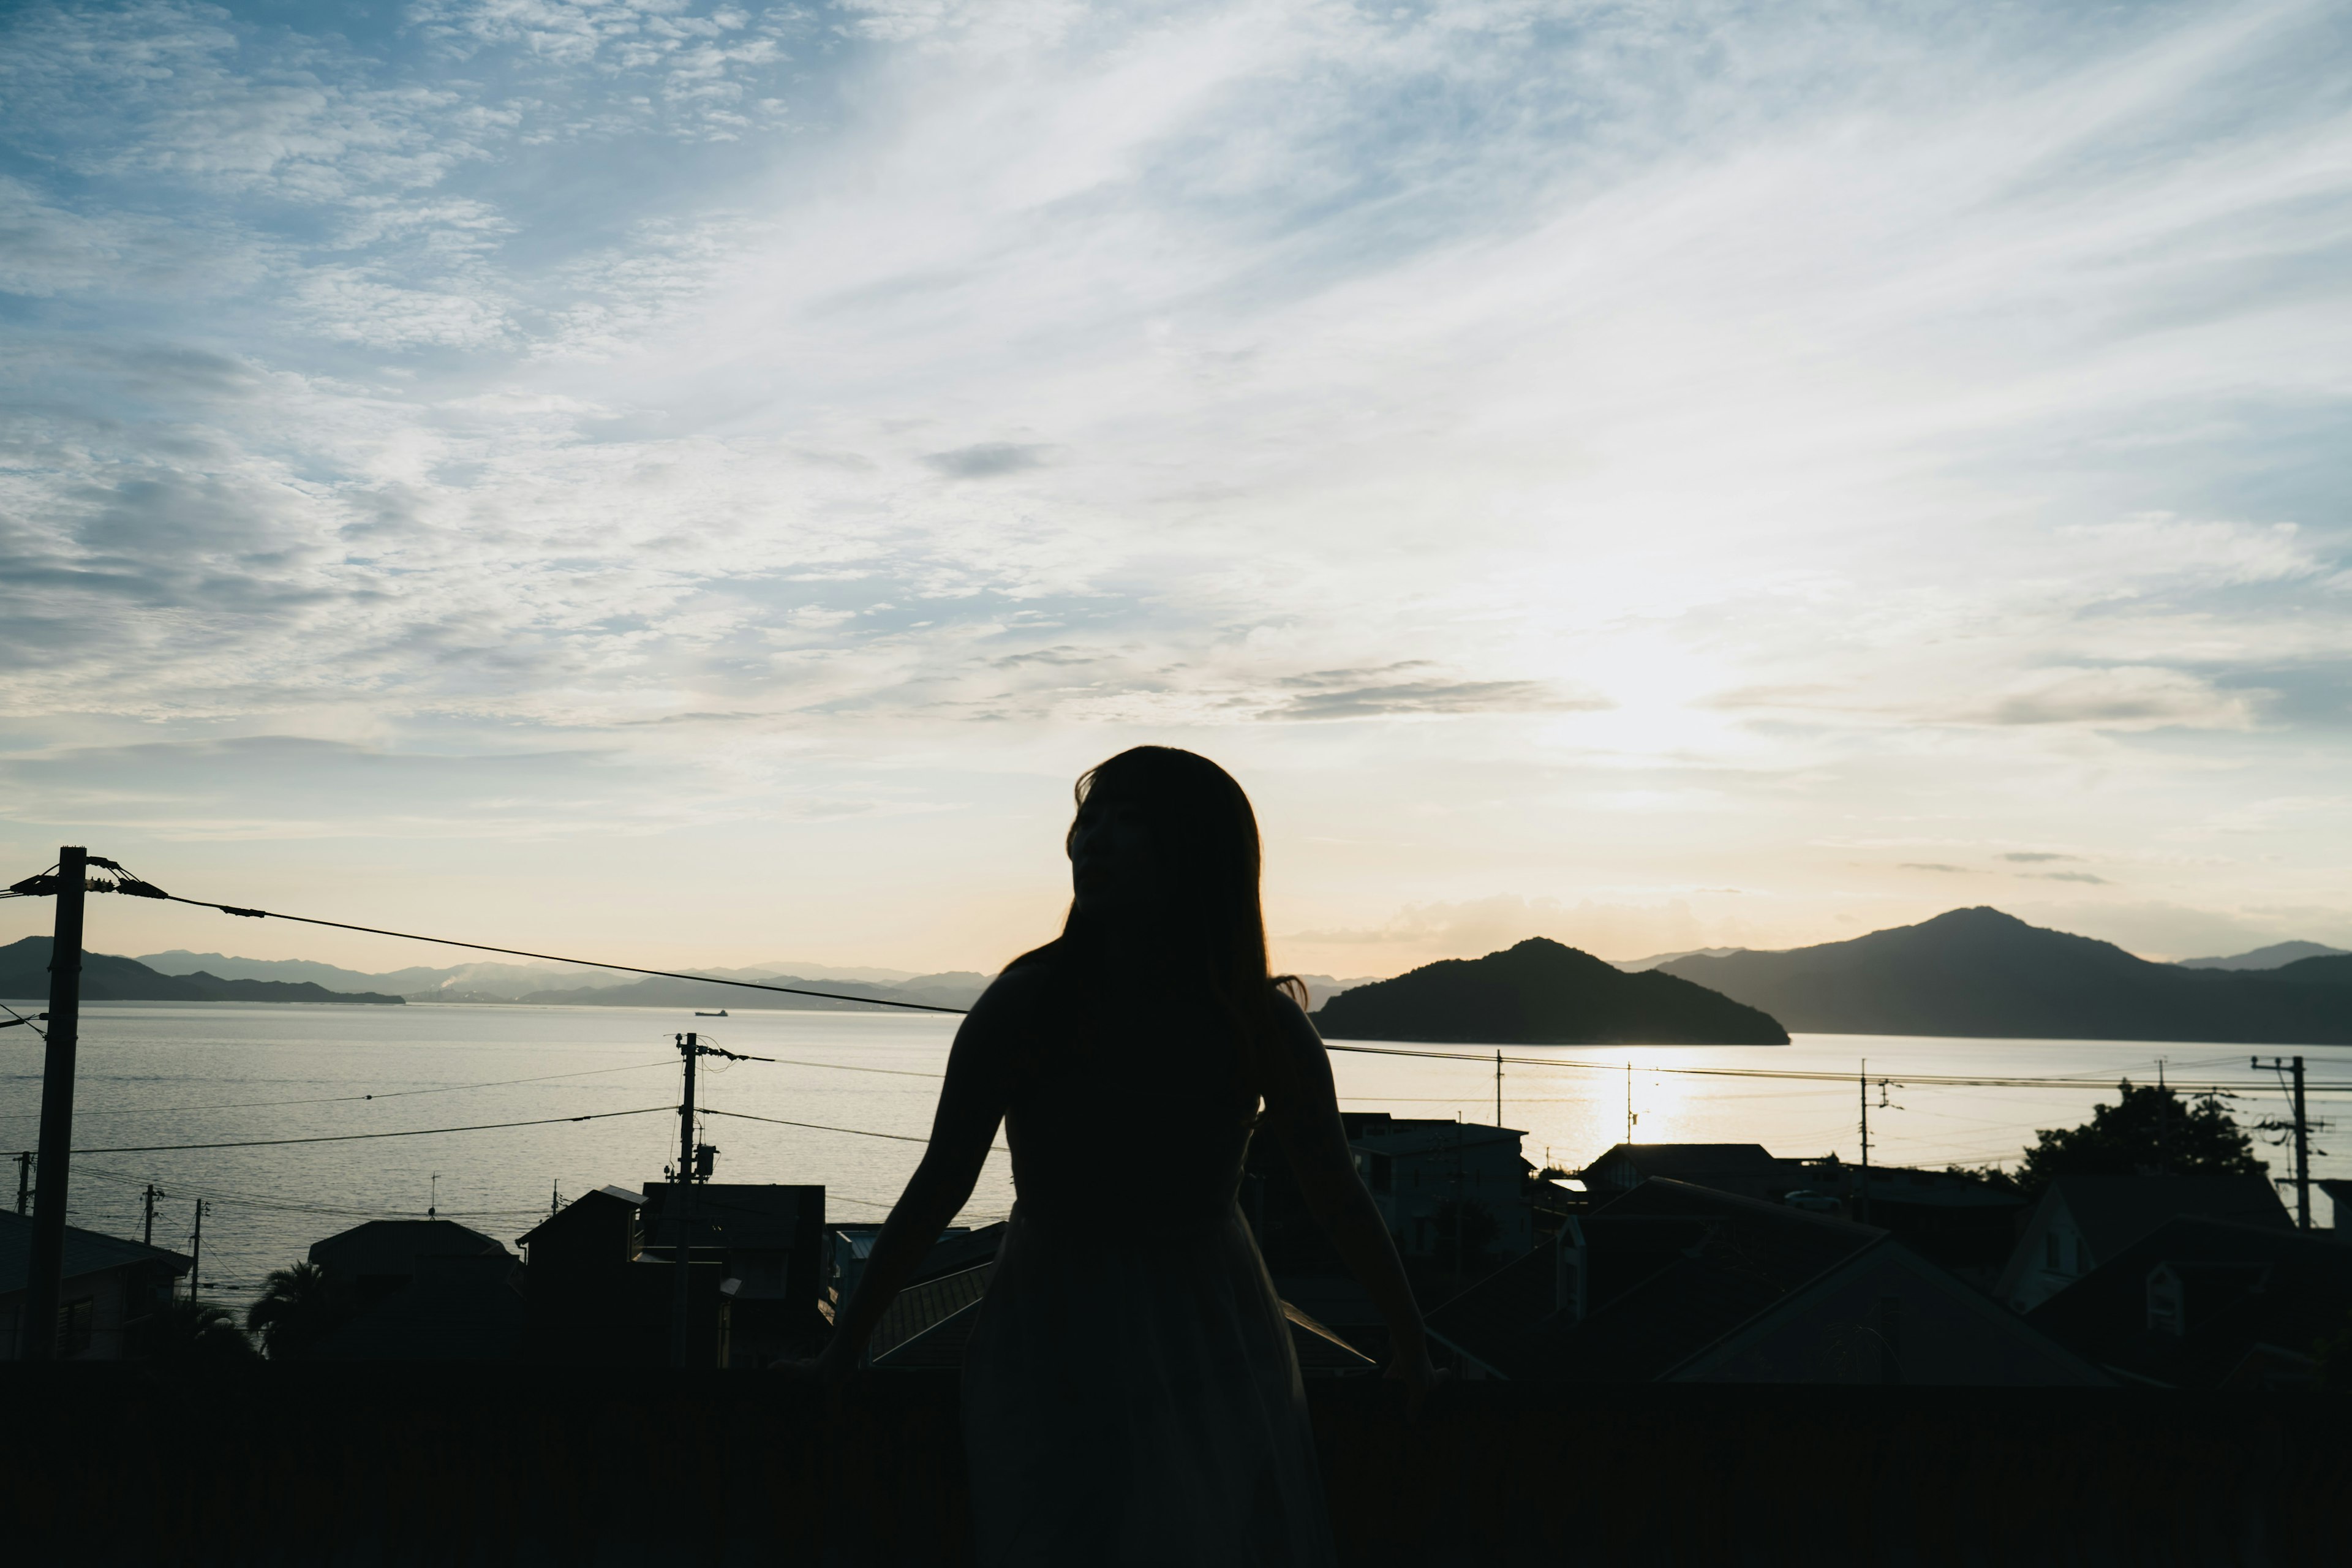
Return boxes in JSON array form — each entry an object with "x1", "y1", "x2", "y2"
[
  {"x1": 1494, "y1": 1051, "x2": 1502, "y2": 1128},
  {"x1": 143, "y1": 1183, "x2": 161, "y2": 1246},
  {"x1": 1858, "y1": 1061, "x2": 1871, "y2": 1227},
  {"x1": 1624, "y1": 1063, "x2": 1635, "y2": 1145},
  {"x1": 672, "y1": 1031, "x2": 698, "y2": 1368},
  {"x1": 187, "y1": 1199, "x2": 205, "y2": 1302},
  {"x1": 13, "y1": 1152, "x2": 28, "y2": 1216},
  {"x1": 22, "y1": 846, "x2": 87, "y2": 1360},
  {"x1": 2293, "y1": 1055, "x2": 2310, "y2": 1231}
]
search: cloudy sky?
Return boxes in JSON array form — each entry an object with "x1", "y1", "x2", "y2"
[{"x1": 2, "y1": 0, "x2": 2347, "y2": 978}]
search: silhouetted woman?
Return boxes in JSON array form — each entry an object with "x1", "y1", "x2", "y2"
[{"x1": 791, "y1": 746, "x2": 1440, "y2": 1564}]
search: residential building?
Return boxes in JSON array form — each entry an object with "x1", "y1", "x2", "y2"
[
  {"x1": 515, "y1": 1184, "x2": 726, "y2": 1366},
  {"x1": 639, "y1": 1182, "x2": 827, "y2": 1366},
  {"x1": 303, "y1": 1218, "x2": 524, "y2": 1362},
  {"x1": 1349, "y1": 1115, "x2": 1532, "y2": 1264},
  {"x1": 1578, "y1": 1143, "x2": 1805, "y2": 1206},
  {"x1": 1994, "y1": 1175, "x2": 2291, "y2": 1314},
  {"x1": 2028, "y1": 1215, "x2": 2352, "y2": 1387},
  {"x1": 1793, "y1": 1158, "x2": 2026, "y2": 1289},
  {"x1": 1427, "y1": 1178, "x2": 2105, "y2": 1385},
  {"x1": 0, "y1": 1210, "x2": 189, "y2": 1360}
]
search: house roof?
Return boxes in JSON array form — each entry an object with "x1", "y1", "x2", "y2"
[
  {"x1": 1351, "y1": 1123, "x2": 1525, "y2": 1158},
  {"x1": 1994, "y1": 1175, "x2": 2292, "y2": 1305},
  {"x1": 513, "y1": 1185, "x2": 642, "y2": 1250},
  {"x1": 639, "y1": 1183, "x2": 820, "y2": 1251},
  {"x1": 2026, "y1": 1216, "x2": 2352, "y2": 1387},
  {"x1": 0, "y1": 1209, "x2": 190, "y2": 1296},
  {"x1": 309, "y1": 1219, "x2": 508, "y2": 1278},
  {"x1": 1582, "y1": 1144, "x2": 1795, "y2": 1180},
  {"x1": 869, "y1": 1261, "x2": 993, "y2": 1366},
  {"x1": 1427, "y1": 1178, "x2": 1883, "y2": 1382}
]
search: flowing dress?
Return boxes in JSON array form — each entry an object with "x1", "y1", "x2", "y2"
[{"x1": 962, "y1": 991, "x2": 1337, "y2": 1567}]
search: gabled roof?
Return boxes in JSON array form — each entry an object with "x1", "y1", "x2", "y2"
[
  {"x1": 1427, "y1": 1178, "x2": 1883, "y2": 1382},
  {"x1": 2026, "y1": 1216, "x2": 2352, "y2": 1388},
  {"x1": 1582, "y1": 1144, "x2": 1796, "y2": 1180},
  {"x1": 639, "y1": 1183, "x2": 821, "y2": 1251},
  {"x1": 1994, "y1": 1175, "x2": 2291, "y2": 1305},
  {"x1": 1351, "y1": 1121, "x2": 1524, "y2": 1158},
  {"x1": 309, "y1": 1219, "x2": 508, "y2": 1277},
  {"x1": 869, "y1": 1262, "x2": 993, "y2": 1367},
  {"x1": 0, "y1": 1209, "x2": 190, "y2": 1295},
  {"x1": 514, "y1": 1185, "x2": 642, "y2": 1250}
]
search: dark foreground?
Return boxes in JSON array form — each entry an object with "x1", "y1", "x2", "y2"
[{"x1": 4, "y1": 1366, "x2": 2345, "y2": 1566}]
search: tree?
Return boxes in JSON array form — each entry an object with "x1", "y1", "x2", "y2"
[
  {"x1": 2018, "y1": 1080, "x2": 2266, "y2": 1195},
  {"x1": 141, "y1": 1298, "x2": 259, "y2": 1363},
  {"x1": 245, "y1": 1259, "x2": 349, "y2": 1359}
]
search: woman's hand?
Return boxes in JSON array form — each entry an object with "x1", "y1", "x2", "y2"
[
  {"x1": 770, "y1": 1338, "x2": 855, "y2": 1386},
  {"x1": 1384, "y1": 1346, "x2": 1449, "y2": 1422}
]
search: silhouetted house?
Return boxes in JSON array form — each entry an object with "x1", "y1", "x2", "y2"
[
  {"x1": 516, "y1": 1185, "x2": 727, "y2": 1366},
  {"x1": 2318, "y1": 1178, "x2": 2352, "y2": 1234},
  {"x1": 1793, "y1": 1158, "x2": 2027, "y2": 1289},
  {"x1": 1995, "y1": 1175, "x2": 2291, "y2": 1314},
  {"x1": 1578, "y1": 1144, "x2": 1804, "y2": 1207},
  {"x1": 831, "y1": 1221, "x2": 1006, "y2": 1315},
  {"x1": 0, "y1": 1210, "x2": 189, "y2": 1361},
  {"x1": 1350, "y1": 1117, "x2": 1533, "y2": 1263},
  {"x1": 309, "y1": 1219, "x2": 509, "y2": 1311},
  {"x1": 303, "y1": 1218, "x2": 522, "y2": 1362},
  {"x1": 2028, "y1": 1216, "x2": 2352, "y2": 1388},
  {"x1": 640, "y1": 1183, "x2": 827, "y2": 1367},
  {"x1": 1426, "y1": 1179, "x2": 2104, "y2": 1385}
]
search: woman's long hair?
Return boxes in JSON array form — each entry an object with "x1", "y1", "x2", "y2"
[{"x1": 1020, "y1": 746, "x2": 1303, "y2": 1096}]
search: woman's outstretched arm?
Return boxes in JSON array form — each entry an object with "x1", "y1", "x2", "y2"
[
  {"x1": 784, "y1": 972, "x2": 1027, "y2": 1376},
  {"x1": 1261, "y1": 998, "x2": 1443, "y2": 1414}
]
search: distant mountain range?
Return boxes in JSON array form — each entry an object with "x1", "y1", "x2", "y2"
[
  {"x1": 1, "y1": 938, "x2": 402, "y2": 1005},
  {"x1": 1659, "y1": 908, "x2": 2352, "y2": 1043},
  {"x1": 2174, "y1": 940, "x2": 2348, "y2": 970},
  {"x1": 507, "y1": 970, "x2": 992, "y2": 1012},
  {"x1": 1311, "y1": 937, "x2": 1787, "y2": 1045}
]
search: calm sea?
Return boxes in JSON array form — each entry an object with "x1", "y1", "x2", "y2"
[{"x1": 3, "y1": 1002, "x2": 2343, "y2": 1313}]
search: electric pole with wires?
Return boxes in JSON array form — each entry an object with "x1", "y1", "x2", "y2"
[
  {"x1": 21, "y1": 846, "x2": 86, "y2": 1359},
  {"x1": 2253, "y1": 1056, "x2": 2326, "y2": 1231},
  {"x1": 667, "y1": 1030, "x2": 771, "y2": 1366}
]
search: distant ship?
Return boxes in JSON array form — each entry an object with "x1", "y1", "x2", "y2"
[{"x1": 695, "y1": 1009, "x2": 728, "y2": 1017}]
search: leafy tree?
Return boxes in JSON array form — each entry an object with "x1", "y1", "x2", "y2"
[
  {"x1": 2018, "y1": 1080, "x2": 2266, "y2": 1196},
  {"x1": 246, "y1": 1260, "x2": 349, "y2": 1359},
  {"x1": 141, "y1": 1297, "x2": 259, "y2": 1363}
]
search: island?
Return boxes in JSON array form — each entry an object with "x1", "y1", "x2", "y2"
[
  {"x1": 0, "y1": 937, "x2": 404, "y2": 1005},
  {"x1": 1309, "y1": 937, "x2": 1788, "y2": 1044}
]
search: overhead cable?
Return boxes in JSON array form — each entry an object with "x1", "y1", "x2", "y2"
[{"x1": 72, "y1": 1104, "x2": 671, "y2": 1155}]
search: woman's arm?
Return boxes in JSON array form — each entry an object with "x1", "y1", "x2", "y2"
[
  {"x1": 1259, "y1": 998, "x2": 1443, "y2": 1414},
  {"x1": 785, "y1": 973, "x2": 1027, "y2": 1375}
]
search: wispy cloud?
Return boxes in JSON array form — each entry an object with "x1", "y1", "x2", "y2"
[{"x1": 2, "y1": 0, "x2": 2349, "y2": 967}]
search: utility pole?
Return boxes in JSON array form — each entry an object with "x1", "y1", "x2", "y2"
[
  {"x1": 187, "y1": 1199, "x2": 205, "y2": 1302},
  {"x1": 673, "y1": 1031, "x2": 699, "y2": 1368},
  {"x1": 1494, "y1": 1050, "x2": 1502, "y2": 1128},
  {"x1": 1858, "y1": 1061, "x2": 1871, "y2": 1227},
  {"x1": 14, "y1": 1152, "x2": 29, "y2": 1216},
  {"x1": 142, "y1": 1183, "x2": 161, "y2": 1246},
  {"x1": 1624, "y1": 1063, "x2": 1636, "y2": 1145},
  {"x1": 22, "y1": 845, "x2": 87, "y2": 1360},
  {"x1": 2253, "y1": 1055, "x2": 2316, "y2": 1230}
]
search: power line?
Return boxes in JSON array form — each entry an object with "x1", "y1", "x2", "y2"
[
  {"x1": 1319, "y1": 1041, "x2": 2352, "y2": 1093},
  {"x1": 71, "y1": 1105, "x2": 671, "y2": 1155},
  {"x1": 144, "y1": 889, "x2": 973, "y2": 1014},
  {"x1": 701, "y1": 1106, "x2": 1009, "y2": 1154},
  {"x1": 0, "y1": 1057, "x2": 681, "y2": 1125}
]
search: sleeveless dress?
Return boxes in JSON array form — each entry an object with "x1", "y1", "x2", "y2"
[{"x1": 961, "y1": 990, "x2": 1337, "y2": 1567}]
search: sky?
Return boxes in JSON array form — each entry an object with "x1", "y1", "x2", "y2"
[{"x1": 1, "y1": 0, "x2": 2348, "y2": 980}]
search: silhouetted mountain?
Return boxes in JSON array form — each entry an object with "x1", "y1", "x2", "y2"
[
  {"x1": 2249, "y1": 954, "x2": 2352, "y2": 987},
  {"x1": 1309, "y1": 938, "x2": 1787, "y2": 1045},
  {"x1": 2175, "y1": 940, "x2": 2347, "y2": 971},
  {"x1": 0, "y1": 938, "x2": 402, "y2": 1005},
  {"x1": 510, "y1": 971, "x2": 989, "y2": 1012},
  {"x1": 1659, "y1": 908, "x2": 2352, "y2": 1042}
]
